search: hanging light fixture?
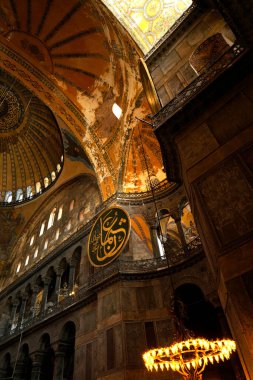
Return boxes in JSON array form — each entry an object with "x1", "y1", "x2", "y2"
[
  {"x1": 135, "y1": 118, "x2": 237, "y2": 380},
  {"x1": 143, "y1": 338, "x2": 236, "y2": 379}
]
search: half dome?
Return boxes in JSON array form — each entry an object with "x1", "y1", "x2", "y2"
[{"x1": 0, "y1": 69, "x2": 64, "y2": 206}]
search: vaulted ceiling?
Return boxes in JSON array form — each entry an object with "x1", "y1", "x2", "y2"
[{"x1": 0, "y1": 0, "x2": 167, "y2": 201}]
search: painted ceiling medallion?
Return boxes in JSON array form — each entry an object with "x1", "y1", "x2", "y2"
[
  {"x1": 88, "y1": 207, "x2": 131, "y2": 267},
  {"x1": 0, "y1": 85, "x2": 23, "y2": 133}
]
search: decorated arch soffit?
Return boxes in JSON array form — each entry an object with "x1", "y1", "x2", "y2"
[
  {"x1": 101, "y1": 0, "x2": 193, "y2": 54},
  {"x1": 0, "y1": 0, "x2": 168, "y2": 200}
]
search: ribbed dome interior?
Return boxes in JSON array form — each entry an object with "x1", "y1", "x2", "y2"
[{"x1": 0, "y1": 69, "x2": 64, "y2": 206}]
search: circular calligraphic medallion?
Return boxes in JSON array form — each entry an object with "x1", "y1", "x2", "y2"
[{"x1": 88, "y1": 207, "x2": 131, "y2": 267}]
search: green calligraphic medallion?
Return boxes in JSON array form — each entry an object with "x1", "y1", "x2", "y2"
[{"x1": 88, "y1": 207, "x2": 131, "y2": 267}]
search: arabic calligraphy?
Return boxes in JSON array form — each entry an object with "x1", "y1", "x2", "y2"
[{"x1": 88, "y1": 207, "x2": 130, "y2": 267}]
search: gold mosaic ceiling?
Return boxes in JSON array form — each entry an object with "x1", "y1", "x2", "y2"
[
  {"x1": 0, "y1": 69, "x2": 63, "y2": 205},
  {"x1": 0, "y1": 0, "x2": 167, "y2": 200},
  {"x1": 101, "y1": 0, "x2": 193, "y2": 53}
]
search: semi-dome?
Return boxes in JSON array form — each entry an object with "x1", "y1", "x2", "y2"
[{"x1": 0, "y1": 69, "x2": 64, "y2": 206}]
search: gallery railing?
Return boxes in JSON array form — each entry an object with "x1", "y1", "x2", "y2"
[
  {"x1": 151, "y1": 43, "x2": 245, "y2": 129},
  {"x1": 0, "y1": 236, "x2": 202, "y2": 343}
]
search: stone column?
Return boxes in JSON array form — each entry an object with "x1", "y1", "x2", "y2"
[
  {"x1": 17, "y1": 294, "x2": 27, "y2": 327},
  {"x1": 53, "y1": 351, "x2": 65, "y2": 380},
  {"x1": 68, "y1": 260, "x2": 77, "y2": 293},
  {"x1": 30, "y1": 285, "x2": 40, "y2": 318},
  {"x1": 31, "y1": 352, "x2": 44, "y2": 380},
  {"x1": 171, "y1": 210, "x2": 188, "y2": 252},
  {"x1": 54, "y1": 268, "x2": 63, "y2": 302},
  {"x1": 10, "y1": 299, "x2": 19, "y2": 328},
  {"x1": 40, "y1": 277, "x2": 51, "y2": 316},
  {"x1": 149, "y1": 224, "x2": 161, "y2": 258}
]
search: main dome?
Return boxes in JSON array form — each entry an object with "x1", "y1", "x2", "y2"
[{"x1": 0, "y1": 69, "x2": 64, "y2": 206}]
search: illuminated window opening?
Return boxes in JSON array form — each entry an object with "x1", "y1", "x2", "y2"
[
  {"x1": 55, "y1": 228, "x2": 60, "y2": 240},
  {"x1": 27, "y1": 185, "x2": 33, "y2": 198},
  {"x1": 16, "y1": 189, "x2": 23, "y2": 202},
  {"x1": 30, "y1": 235, "x2": 34, "y2": 246},
  {"x1": 39, "y1": 222, "x2": 45, "y2": 236},
  {"x1": 112, "y1": 103, "x2": 122, "y2": 119},
  {"x1": 48, "y1": 208, "x2": 56, "y2": 229},
  {"x1": 25, "y1": 255, "x2": 29, "y2": 266},
  {"x1": 57, "y1": 164, "x2": 61, "y2": 173},
  {"x1": 16, "y1": 262, "x2": 21, "y2": 273},
  {"x1": 61, "y1": 155, "x2": 64, "y2": 162},
  {"x1": 36, "y1": 182, "x2": 41, "y2": 194},
  {"x1": 34, "y1": 247, "x2": 38, "y2": 258},
  {"x1": 157, "y1": 235, "x2": 165, "y2": 257},
  {"x1": 66, "y1": 220, "x2": 71, "y2": 231},
  {"x1": 51, "y1": 171, "x2": 56, "y2": 181},
  {"x1": 44, "y1": 177, "x2": 49, "y2": 188},
  {"x1": 70, "y1": 200, "x2": 75, "y2": 211},
  {"x1": 5, "y1": 191, "x2": 12, "y2": 203},
  {"x1": 58, "y1": 205, "x2": 63, "y2": 220},
  {"x1": 44, "y1": 239, "x2": 48, "y2": 250}
]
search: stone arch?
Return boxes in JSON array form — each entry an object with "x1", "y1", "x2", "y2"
[
  {"x1": 38, "y1": 333, "x2": 55, "y2": 380},
  {"x1": 56, "y1": 321, "x2": 76, "y2": 380},
  {"x1": 0, "y1": 352, "x2": 12, "y2": 379}
]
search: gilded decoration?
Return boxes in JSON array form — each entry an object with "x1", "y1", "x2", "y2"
[
  {"x1": 101, "y1": 0, "x2": 192, "y2": 53},
  {"x1": 88, "y1": 207, "x2": 131, "y2": 267}
]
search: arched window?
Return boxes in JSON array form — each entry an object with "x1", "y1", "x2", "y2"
[
  {"x1": 16, "y1": 262, "x2": 21, "y2": 273},
  {"x1": 66, "y1": 221, "x2": 71, "y2": 231},
  {"x1": 34, "y1": 247, "x2": 38, "y2": 258},
  {"x1": 30, "y1": 235, "x2": 34, "y2": 246},
  {"x1": 36, "y1": 182, "x2": 41, "y2": 194},
  {"x1": 58, "y1": 205, "x2": 63, "y2": 220},
  {"x1": 40, "y1": 222, "x2": 45, "y2": 236},
  {"x1": 44, "y1": 177, "x2": 49, "y2": 188},
  {"x1": 61, "y1": 155, "x2": 64, "y2": 162},
  {"x1": 26, "y1": 186, "x2": 33, "y2": 198},
  {"x1": 44, "y1": 239, "x2": 48, "y2": 250},
  {"x1": 69, "y1": 200, "x2": 75, "y2": 211},
  {"x1": 48, "y1": 208, "x2": 56, "y2": 229},
  {"x1": 25, "y1": 255, "x2": 29, "y2": 266},
  {"x1": 57, "y1": 164, "x2": 61, "y2": 173},
  {"x1": 5, "y1": 191, "x2": 12, "y2": 203},
  {"x1": 51, "y1": 171, "x2": 56, "y2": 181},
  {"x1": 16, "y1": 189, "x2": 23, "y2": 202},
  {"x1": 55, "y1": 229, "x2": 60, "y2": 240}
]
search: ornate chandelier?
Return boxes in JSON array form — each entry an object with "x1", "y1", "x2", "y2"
[{"x1": 143, "y1": 337, "x2": 236, "y2": 380}]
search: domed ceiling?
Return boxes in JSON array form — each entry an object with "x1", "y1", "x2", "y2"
[
  {"x1": 0, "y1": 69, "x2": 63, "y2": 206},
  {"x1": 0, "y1": 0, "x2": 168, "y2": 200}
]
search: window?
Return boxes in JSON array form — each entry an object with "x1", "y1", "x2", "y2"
[
  {"x1": 26, "y1": 185, "x2": 33, "y2": 198},
  {"x1": 5, "y1": 191, "x2": 12, "y2": 203},
  {"x1": 61, "y1": 155, "x2": 64, "y2": 162},
  {"x1": 69, "y1": 200, "x2": 75, "y2": 211},
  {"x1": 57, "y1": 164, "x2": 61, "y2": 172},
  {"x1": 58, "y1": 205, "x2": 63, "y2": 220},
  {"x1": 25, "y1": 255, "x2": 29, "y2": 266},
  {"x1": 112, "y1": 103, "x2": 122, "y2": 119},
  {"x1": 34, "y1": 247, "x2": 38, "y2": 258},
  {"x1": 30, "y1": 235, "x2": 34, "y2": 246},
  {"x1": 51, "y1": 171, "x2": 56, "y2": 181},
  {"x1": 55, "y1": 228, "x2": 60, "y2": 240},
  {"x1": 66, "y1": 220, "x2": 71, "y2": 231},
  {"x1": 44, "y1": 177, "x2": 49, "y2": 188},
  {"x1": 48, "y1": 208, "x2": 56, "y2": 229},
  {"x1": 39, "y1": 222, "x2": 45, "y2": 236},
  {"x1": 16, "y1": 189, "x2": 23, "y2": 202},
  {"x1": 16, "y1": 262, "x2": 21, "y2": 273},
  {"x1": 44, "y1": 239, "x2": 48, "y2": 250},
  {"x1": 36, "y1": 181, "x2": 41, "y2": 194}
]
